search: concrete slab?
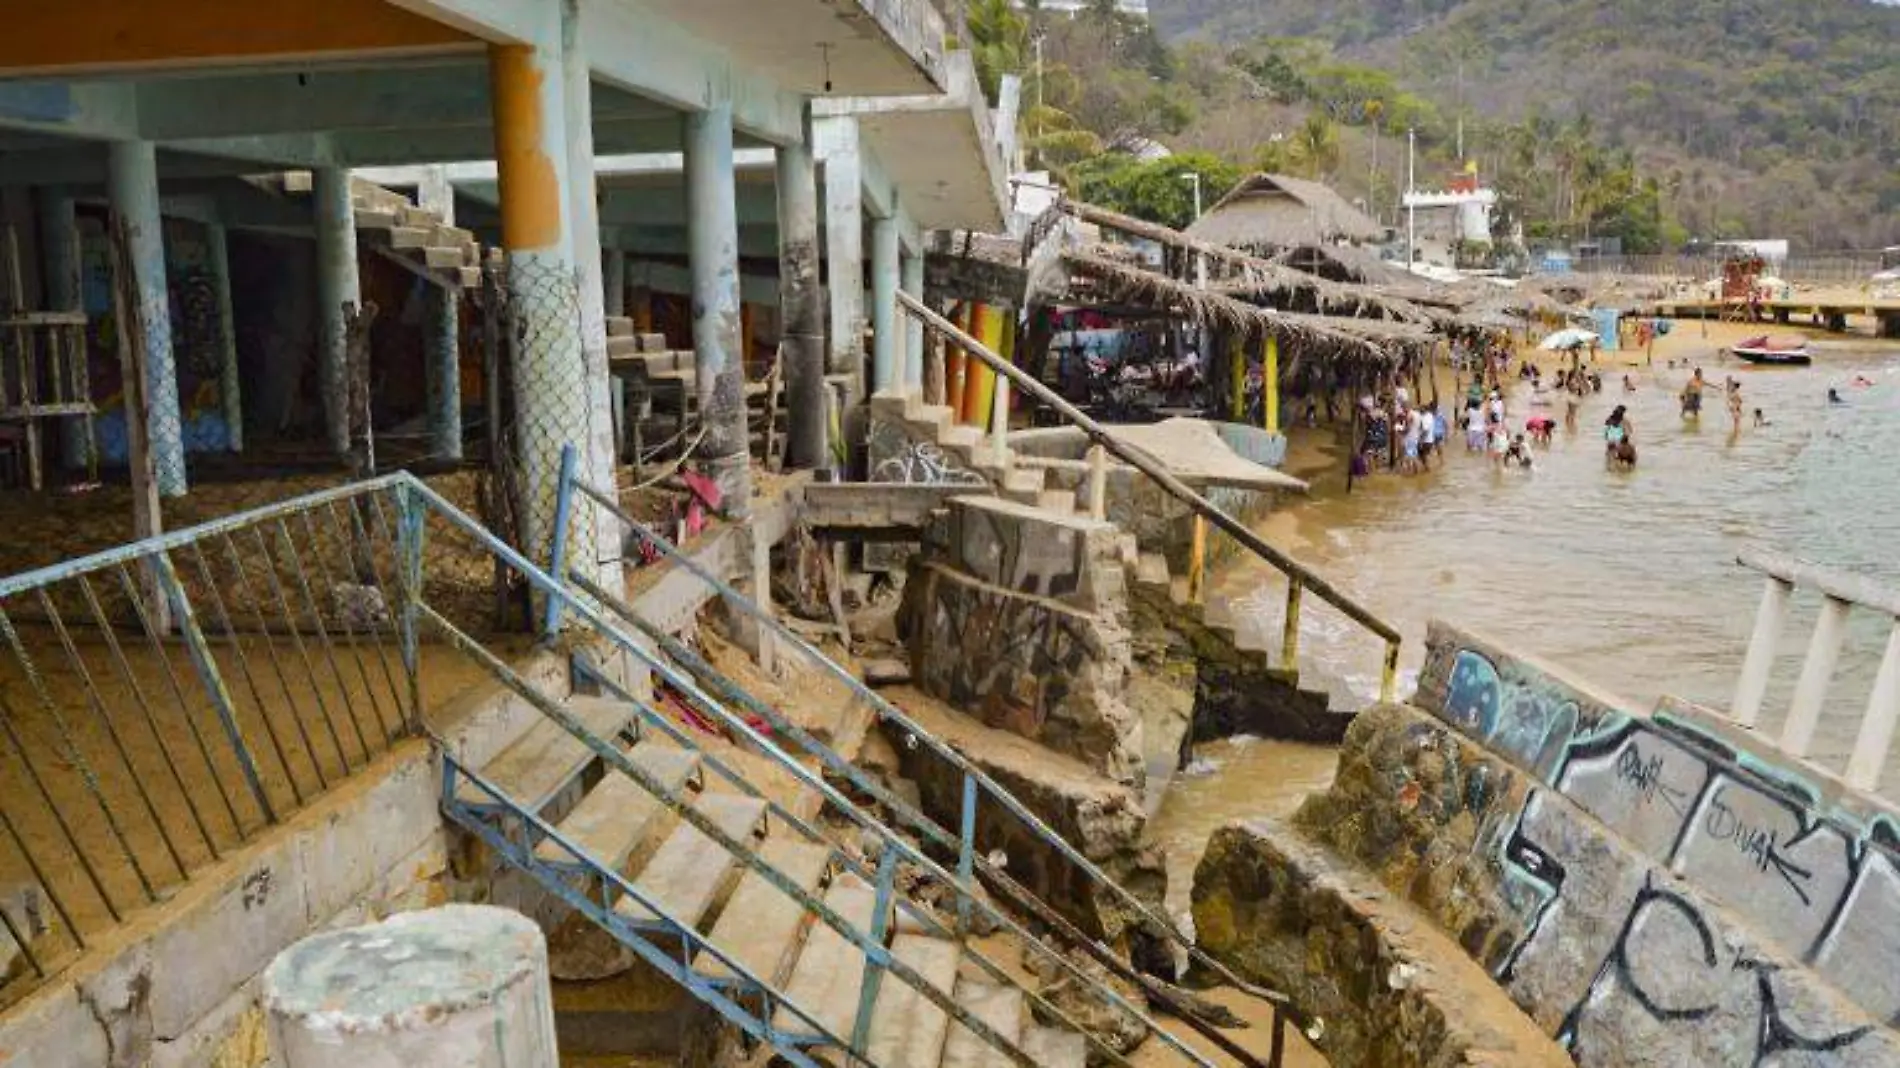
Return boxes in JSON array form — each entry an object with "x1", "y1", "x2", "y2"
[{"x1": 1095, "y1": 419, "x2": 1306, "y2": 493}]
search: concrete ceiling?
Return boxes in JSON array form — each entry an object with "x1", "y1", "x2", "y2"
[{"x1": 634, "y1": 0, "x2": 945, "y2": 97}]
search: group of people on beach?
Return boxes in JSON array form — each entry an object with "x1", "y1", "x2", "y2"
[{"x1": 1355, "y1": 387, "x2": 1446, "y2": 476}]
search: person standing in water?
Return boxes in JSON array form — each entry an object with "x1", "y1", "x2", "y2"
[
  {"x1": 1727, "y1": 379, "x2": 1744, "y2": 431},
  {"x1": 1604, "y1": 405, "x2": 1636, "y2": 467},
  {"x1": 1681, "y1": 367, "x2": 1705, "y2": 419}
]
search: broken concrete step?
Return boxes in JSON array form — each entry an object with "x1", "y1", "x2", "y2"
[
  {"x1": 387, "y1": 226, "x2": 432, "y2": 250},
  {"x1": 420, "y1": 245, "x2": 466, "y2": 269},
  {"x1": 355, "y1": 209, "x2": 399, "y2": 232},
  {"x1": 939, "y1": 424, "x2": 984, "y2": 452},
  {"x1": 532, "y1": 743, "x2": 701, "y2": 868},
  {"x1": 606, "y1": 316, "x2": 634, "y2": 337},
  {"x1": 432, "y1": 223, "x2": 474, "y2": 246},
  {"x1": 454, "y1": 265, "x2": 482, "y2": 288},
  {"x1": 998, "y1": 467, "x2": 1043, "y2": 500},
  {"x1": 941, "y1": 980, "x2": 1027, "y2": 1068},
  {"x1": 1035, "y1": 487, "x2": 1077, "y2": 514},
  {"x1": 636, "y1": 333, "x2": 668, "y2": 352},
  {"x1": 864, "y1": 934, "x2": 962, "y2": 1068},
  {"x1": 1021, "y1": 1026, "x2": 1086, "y2": 1068},
  {"x1": 398, "y1": 204, "x2": 440, "y2": 228},
  {"x1": 615, "y1": 792, "x2": 767, "y2": 928},
  {"x1": 1134, "y1": 551, "x2": 1171, "y2": 589},
  {"x1": 771, "y1": 875, "x2": 886, "y2": 1042},
  {"x1": 607, "y1": 335, "x2": 641, "y2": 358},
  {"x1": 695, "y1": 838, "x2": 833, "y2": 986},
  {"x1": 456, "y1": 696, "x2": 635, "y2": 811}
]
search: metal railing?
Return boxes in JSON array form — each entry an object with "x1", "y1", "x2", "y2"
[
  {"x1": 556, "y1": 449, "x2": 1301, "y2": 1067},
  {"x1": 895, "y1": 289, "x2": 1403, "y2": 703},
  {"x1": 1730, "y1": 549, "x2": 1900, "y2": 792},
  {"x1": 0, "y1": 477, "x2": 423, "y2": 1009}
]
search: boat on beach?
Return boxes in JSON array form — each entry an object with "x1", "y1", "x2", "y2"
[{"x1": 1731, "y1": 335, "x2": 1812, "y2": 366}]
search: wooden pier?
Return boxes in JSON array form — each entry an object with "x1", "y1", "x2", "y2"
[{"x1": 1635, "y1": 294, "x2": 1900, "y2": 338}]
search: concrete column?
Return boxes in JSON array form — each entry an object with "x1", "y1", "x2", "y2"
[
  {"x1": 685, "y1": 100, "x2": 752, "y2": 516},
  {"x1": 36, "y1": 188, "x2": 90, "y2": 468},
  {"x1": 417, "y1": 165, "x2": 455, "y2": 225},
  {"x1": 206, "y1": 223, "x2": 243, "y2": 452},
  {"x1": 489, "y1": 24, "x2": 594, "y2": 566},
  {"x1": 559, "y1": 0, "x2": 619, "y2": 549},
  {"x1": 870, "y1": 212, "x2": 899, "y2": 394},
  {"x1": 776, "y1": 137, "x2": 827, "y2": 471},
  {"x1": 263, "y1": 906, "x2": 558, "y2": 1068},
  {"x1": 428, "y1": 286, "x2": 462, "y2": 460},
  {"x1": 901, "y1": 246, "x2": 924, "y2": 391},
  {"x1": 313, "y1": 166, "x2": 360, "y2": 458},
  {"x1": 107, "y1": 141, "x2": 186, "y2": 497},
  {"x1": 602, "y1": 247, "x2": 626, "y2": 318},
  {"x1": 819, "y1": 115, "x2": 863, "y2": 379}
]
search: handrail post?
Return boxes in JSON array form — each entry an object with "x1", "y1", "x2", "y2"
[
  {"x1": 852, "y1": 847, "x2": 899, "y2": 1054},
  {"x1": 957, "y1": 772, "x2": 978, "y2": 936},
  {"x1": 1380, "y1": 640, "x2": 1400, "y2": 704},
  {"x1": 1187, "y1": 514, "x2": 1207, "y2": 605},
  {"x1": 1732, "y1": 574, "x2": 1793, "y2": 728},
  {"x1": 1280, "y1": 581, "x2": 1302, "y2": 674},
  {"x1": 1782, "y1": 594, "x2": 1852, "y2": 757},
  {"x1": 1087, "y1": 443, "x2": 1108, "y2": 521},
  {"x1": 543, "y1": 443, "x2": 579, "y2": 638},
  {"x1": 393, "y1": 480, "x2": 427, "y2": 729},
  {"x1": 990, "y1": 375, "x2": 1010, "y2": 467},
  {"x1": 1846, "y1": 618, "x2": 1900, "y2": 791}
]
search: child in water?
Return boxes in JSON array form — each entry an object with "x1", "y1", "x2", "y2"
[{"x1": 1503, "y1": 433, "x2": 1534, "y2": 469}]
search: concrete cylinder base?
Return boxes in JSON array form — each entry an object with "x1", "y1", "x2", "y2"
[{"x1": 262, "y1": 905, "x2": 558, "y2": 1068}]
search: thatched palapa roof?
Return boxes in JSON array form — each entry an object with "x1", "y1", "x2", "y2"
[{"x1": 1184, "y1": 173, "x2": 1384, "y2": 250}]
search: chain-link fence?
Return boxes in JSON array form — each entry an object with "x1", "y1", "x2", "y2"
[{"x1": 484, "y1": 256, "x2": 598, "y2": 615}]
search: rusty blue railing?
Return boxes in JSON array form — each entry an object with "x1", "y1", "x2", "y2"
[
  {"x1": 551, "y1": 445, "x2": 1297, "y2": 1067},
  {"x1": 0, "y1": 475, "x2": 424, "y2": 1009}
]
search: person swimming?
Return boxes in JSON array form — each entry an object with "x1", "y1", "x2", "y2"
[
  {"x1": 1829, "y1": 387, "x2": 1846, "y2": 405},
  {"x1": 1754, "y1": 408, "x2": 1770, "y2": 427}
]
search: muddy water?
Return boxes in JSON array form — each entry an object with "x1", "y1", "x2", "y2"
[
  {"x1": 1141, "y1": 336, "x2": 1900, "y2": 1065},
  {"x1": 1213, "y1": 336, "x2": 1900, "y2": 781}
]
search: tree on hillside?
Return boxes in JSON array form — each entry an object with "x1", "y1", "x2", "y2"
[
  {"x1": 1291, "y1": 114, "x2": 1342, "y2": 181},
  {"x1": 966, "y1": 0, "x2": 1029, "y2": 103},
  {"x1": 1067, "y1": 152, "x2": 1245, "y2": 229}
]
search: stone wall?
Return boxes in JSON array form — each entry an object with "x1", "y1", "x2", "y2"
[
  {"x1": 1198, "y1": 701, "x2": 1900, "y2": 1067},
  {"x1": 1413, "y1": 619, "x2": 1900, "y2": 1028},
  {"x1": 899, "y1": 496, "x2": 1143, "y2": 785}
]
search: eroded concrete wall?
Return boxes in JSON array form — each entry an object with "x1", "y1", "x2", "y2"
[
  {"x1": 1198, "y1": 701, "x2": 1900, "y2": 1067},
  {"x1": 1413, "y1": 619, "x2": 1900, "y2": 1029},
  {"x1": 898, "y1": 495, "x2": 1143, "y2": 785}
]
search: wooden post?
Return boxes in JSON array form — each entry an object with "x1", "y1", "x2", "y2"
[
  {"x1": 106, "y1": 215, "x2": 167, "y2": 630},
  {"x1": 1262, "y1": 334, "x2": 1279, "y2": 434},
  {"x1": 1187, "y1": 513, "x2": 1207, "y2": 605},
  {"x1": 1228, "y1": 331, "x2": 1244, "y2": 422}
]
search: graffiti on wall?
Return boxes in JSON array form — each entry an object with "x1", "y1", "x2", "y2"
[
  {"x1": 912, "y1": 568, "x2": 1094, "y2": 742},
  {"x1": 1428, "y1": 638, "x2": 1900, "y2": 1035},
  {"x1": 864, "y1": 416, "x2": 989, "y2": 571}
]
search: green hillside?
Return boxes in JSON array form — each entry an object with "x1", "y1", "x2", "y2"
[{"x1": 1149, "y1": 0, "x2": 1900, "y2": 249}]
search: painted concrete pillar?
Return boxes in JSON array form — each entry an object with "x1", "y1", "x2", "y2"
[
  {"x1": 36, "y1": 188, "x2": 91, "y2": 468},
  {"x1": 776, "y1": 137, "x2": 828, "y2": 471},
  {"x1": 106, "y1": 141, "x2": 186, "y2": 497},
  {"x1": 901, "y1": 246, "x2": 924, "y2": 391},
  {"x1": 206, "y1": 223, "x2": 243, "y2": 453},
  {"x1": 602, "y1": 247, "x2": 626, "y2": 318},
  {"x1": 685, "y1": 100, "x2": 752, "y2": 516},
  {"x1": 869, "y1": 212, "x2": 899, "y2": 394},
  {"x1": 417, "y1": 165, "x2": 455, "y2": 225},
  {"x1": 559, "y1": 0, "x2": 619, "y2": 547},
  {"x1": 818, "y1": 115, "x2": 863, "y2": 380},
  {"x1": 489, "y1": 27, "x2": 594, "y2": 566},
  {"x1": 263, "y1": 906, "x2": 558, "y2": 1068},
  {"x1": 313, "y1": 166, "x2": 360, "y2": 458},
  {"x1": 428, "y1": 286, "x2": 461, "y2": 461}
]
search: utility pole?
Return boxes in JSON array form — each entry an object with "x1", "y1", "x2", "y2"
[
  {"x1": 1406, "y1": 127, "x2": 1417, "y2": 271},
  {"x1": 1455, "y1": 58, "x2": 1465, "y2": 163},
  {"x1": 1181, "y1": 171, "x2": 1205, "y2": 288}
]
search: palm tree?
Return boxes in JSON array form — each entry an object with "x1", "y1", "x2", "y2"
[
  {"x1": 966, "y1": 0, "x2": 1028, "y2": 103},
  {"x1": 1293, "y1": 113, "x2": 1341, "y2": 181}
]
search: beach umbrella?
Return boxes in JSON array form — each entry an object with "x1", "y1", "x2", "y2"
[{"x1": 1539, "y1": 327, "x2": 1598, "y2": 351}]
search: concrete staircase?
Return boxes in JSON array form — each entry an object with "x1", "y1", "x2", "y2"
[
  {"x1": 276, "y1": 173, "x2": 484, "y2": 289},
  {"x1": 1126, "y1": 552, "x2": 1359, "y2": 746},
  {"x1": 870, "y1": 391, "x2": 1095, "y2": 519},
  {"x1": 442, "y1": 688, "x2": 1089, "y2": 1068}
]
